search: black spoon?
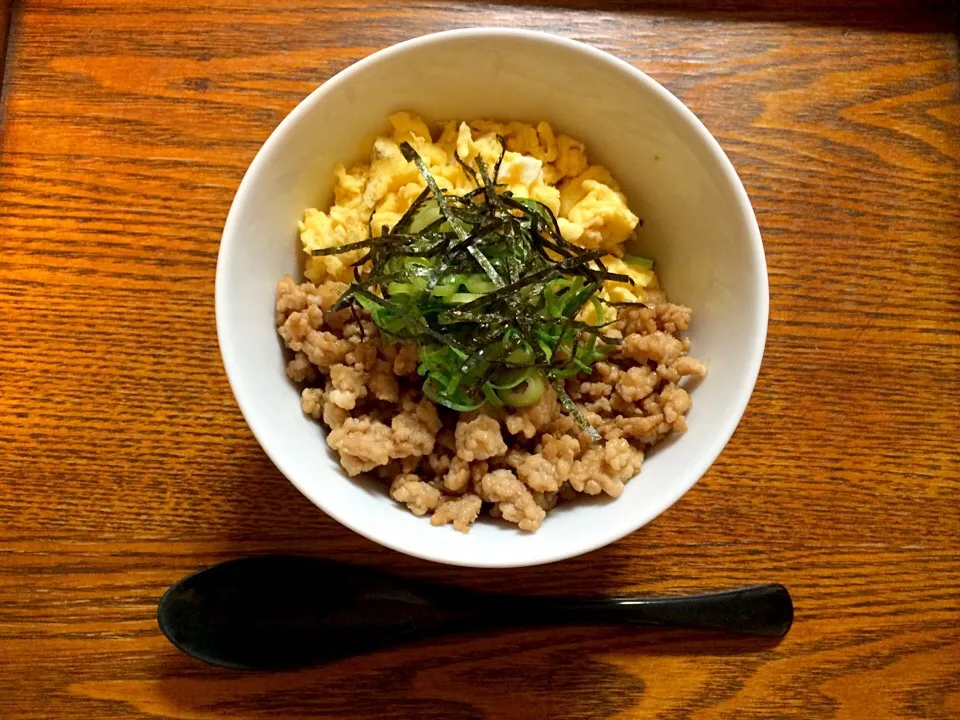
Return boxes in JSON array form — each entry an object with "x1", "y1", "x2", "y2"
[{"x1": 157, "y1": 555, "x2": 793, "y2": 670}]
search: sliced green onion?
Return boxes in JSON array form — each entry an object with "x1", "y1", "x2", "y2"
[
  {"x1": 482, "y1": 382, "x2": 505, "y2": 408},
  {"x1": 464, "y1": 275, "x2": 498, "y2": 294},
  {"x1": 499, "y1": 371, "x2": 544, "y2": 408},
  {"x1": 387, "y1": 275, "x2": 427, "y2": 295},
  {"x1": 622, "y1": 253, "x2": 654, "y2": 270},
  {"x1": 537, "y1": 340, "x2": 554, "y2": 363},
  {"x1": 387, "y1": 282, "x2": 418, "y2": 295},
  {"x1": 431, "y1": 283, "x2": 459, "y2": 298},
  {"x1": 408, "y1": 200, "x2": 442, "y2": 233},
  {"x1": 505, "y1": 345, "x2": 534, "y2": 365},
  {"x1": 488, "y1": 367, "x2": 532, "y2": 390},
  {"x1": 423, "y1": 377, "x2": 484, "y2": 411},
  {"x1": 447, "y1": 292, "x2": 483, "y2": 304},
  {"x1": 445, "y1": 371, "x2": 463, "y2": 394},
  {"x1": 590, "y1": 297, "x2": 604, "y2": 324}
]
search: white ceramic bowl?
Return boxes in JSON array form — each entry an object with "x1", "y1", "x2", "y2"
[{"x1": 216, "y1": 28, "x2": 767, "y2": 568}]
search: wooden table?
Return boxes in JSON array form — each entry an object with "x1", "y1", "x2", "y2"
[{"x1": 2, "y1": 1, "x2": 958, "y2": 717}]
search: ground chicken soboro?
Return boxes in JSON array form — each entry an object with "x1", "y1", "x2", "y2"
[
  {"x1": 275, "y1": 113, "x2": 705, "y2": 532},
  {"x1": 276, "y1": 275, "x2": 705, "y2": 533}
]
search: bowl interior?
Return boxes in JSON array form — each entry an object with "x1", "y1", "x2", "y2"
[{"x1": 217, "y1": 29, "x2": 767, "y2": 567}]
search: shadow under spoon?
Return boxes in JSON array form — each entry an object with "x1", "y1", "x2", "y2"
[{"x1": 157, "y1": 555, "x2": 793, "y2": 670}]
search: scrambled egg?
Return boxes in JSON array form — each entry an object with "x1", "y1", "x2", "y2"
[{"x1": 300, "y1": 112, "x2": 652, "y2": 311}]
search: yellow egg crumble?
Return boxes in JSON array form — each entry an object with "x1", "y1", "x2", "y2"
[{"x1": 299, "y1": 112, "x2": 659, "y2": 318}]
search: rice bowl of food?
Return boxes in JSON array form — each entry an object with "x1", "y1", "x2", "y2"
[{"x1": 217, "y1": 28, "x2": 768, "y2": 567}]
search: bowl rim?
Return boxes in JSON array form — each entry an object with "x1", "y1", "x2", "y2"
[{"x1": 216, "y1": 27, "x2": 769, "y2": 567}]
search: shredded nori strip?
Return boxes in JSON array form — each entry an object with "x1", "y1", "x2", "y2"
[
  {"x1": 492, "y1": 135, "x2": 507, "y2": 182},
  {"x1": 317, "y1": 139, "x2": 642, "y2": 440},
  {"x1": 401, "y1": 142, "x2": 505, "y2": 288},
  {"x1": 602, "y1": 299, "x2": 654, "y2": 308},
  {"x1": 454, "y1": 154, "x2": 480, "y2": 187},
  {"x1": 552, "y1": 377, "x2": 602, "y2": 443},
  {"x1": 392, "y1": 187, "x2": 431, "y2": 234}
]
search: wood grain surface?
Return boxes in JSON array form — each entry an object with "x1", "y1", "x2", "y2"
[
  {"x1": 1, "y1": 1, "x2": 959, "y2": 718},
  {"x1": 0, "y1": 2, "x2": 11, "y2": 94}
]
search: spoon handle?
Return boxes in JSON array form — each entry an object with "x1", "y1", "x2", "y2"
[{"x1": 510, "y1": 584, "x2": 793, "y2": 637}]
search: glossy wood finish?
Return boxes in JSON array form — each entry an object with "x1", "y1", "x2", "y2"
[{"x1": 1, "y1": 1, "x2": 958, "y2": 717}]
